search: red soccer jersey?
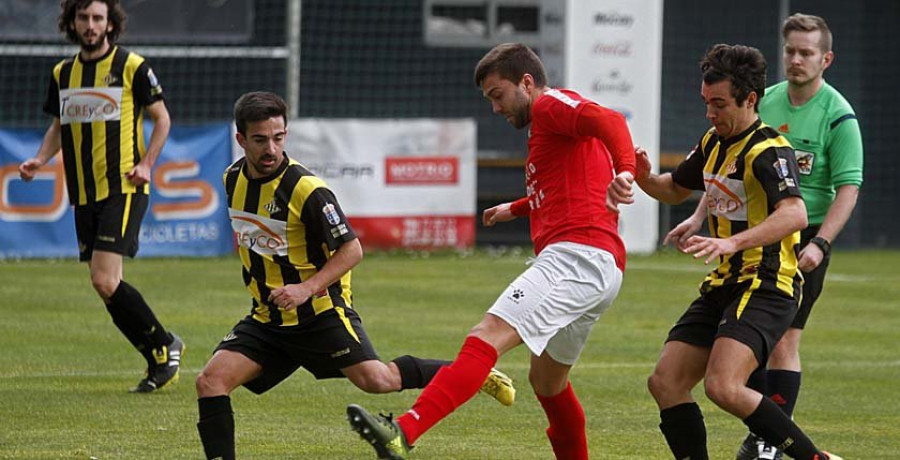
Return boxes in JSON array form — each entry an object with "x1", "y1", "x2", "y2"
[{"x1": 511, "y1": 88, "x2": 635, "y2": 271}]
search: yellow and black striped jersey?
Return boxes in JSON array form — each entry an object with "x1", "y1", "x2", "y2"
[
  {"x1": 672, "y1": 119, "x2": 803, "y2": 297},
  {"x1": 224, "y1": 154, "x2": 358, "y2": 327},
  {"x1": 43, "y1": 46, "x2": 164, "y2": 205}
]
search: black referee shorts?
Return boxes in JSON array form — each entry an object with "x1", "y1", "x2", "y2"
[
  {"x1": 666, "y1": 280, "x2": 799, "y2": 368},
  {"x1": 792, "y1": 225, "x2": 832, "y2": 329},
  {"x1": 74, "y1": 193, "x2": 148, "y2": 262},
  {"x1": 214, "y1": 307, "x2": 380, "y2": 394}
]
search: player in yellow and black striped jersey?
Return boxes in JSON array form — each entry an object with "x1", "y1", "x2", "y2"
[
  {"x1": 194, "y1": 92, "x2": 515, "y2": 460},
  {"x1": 223, "y1": 154, "x2": 356, "y2": 328},
  {"x1": 672, "y1": 121, "x2": 803, "y2": 299},
  {"x1": 18, "y1": 0, "x2": 182, "y2": 395},
  {"x1": 633, "y1": 45, "x2": 842, "y2": 459}
]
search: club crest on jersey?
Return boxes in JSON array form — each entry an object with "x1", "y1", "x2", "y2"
[
  {"x1": 264, "y1": 200, "x2": 281, "y2": 215},
  {"x1": 323, "y1": 203, "x2": 341, "y2": 225},
  {"x1": 724, "y1": 160, "x2": 737, "y2": 175},
  {"x1": 795, "y1": 150, "x2": 814, "y2": 175},
  {"x1": 148, "y1": 68, "x2": 159, "y2": 87},
  {"x1": 773, "y1": 158, "x2": 789, "y2": 179}
]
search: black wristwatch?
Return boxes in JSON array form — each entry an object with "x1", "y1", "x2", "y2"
[{"x1": 809, "y1": 236, "x2": 832, "y2": 255}]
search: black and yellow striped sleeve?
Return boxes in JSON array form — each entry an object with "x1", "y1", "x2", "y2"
[
  {"x1": 299, "y1": 187, "x2": 358, "y2": 251},
  {"x1": 751, "y1": 145, "x2": 803, "y2": 209},
  {"x1": 672, "y1": 131, "x2": 713, "y2": 191}
]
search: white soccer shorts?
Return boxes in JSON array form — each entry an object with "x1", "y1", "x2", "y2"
[{"x1": 487, "y1": 241, "x2": 622, "y2": 365}]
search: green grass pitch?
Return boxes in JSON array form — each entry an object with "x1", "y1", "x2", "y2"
[{"x1": 1, "y1": 249, "x2": 897, "y2": 459}]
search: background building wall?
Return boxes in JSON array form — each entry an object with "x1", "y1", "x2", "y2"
[{"x1": 1, "y1": 0, "x2": 895, "y2": 248}]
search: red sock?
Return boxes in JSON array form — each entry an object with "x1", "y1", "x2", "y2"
[
  {"x1": 397, "y1": 336, "x2": 497, "y2": 445},
  {"x1": 536, "y1": 382, "x2": 588, "y2": 460}
]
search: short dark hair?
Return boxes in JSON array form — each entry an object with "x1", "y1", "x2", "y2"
[
  {"x1": 233, "y1": 91, "x2": 289, "y2": 136},
  {"x1": 783, "y1": 13, "x2": 832, "y2": 53},
  {"x1": 474, "y1": 43, "x2": 548, "y2": 88},
  {"x1": 59, "y1": 0, "x2": 127, "y2": 45},
  {"x1": 700, "y1": 44, "x2": 767, "y2": 111}
]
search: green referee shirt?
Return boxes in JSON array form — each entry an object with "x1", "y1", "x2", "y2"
[{"x1": 759, "y1": 80, "x2": 864, "y2": 225}]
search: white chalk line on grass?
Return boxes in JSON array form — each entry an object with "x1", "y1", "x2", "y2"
[{"x1": 2, "y1": 360, "x2": 898, "y2": 379}]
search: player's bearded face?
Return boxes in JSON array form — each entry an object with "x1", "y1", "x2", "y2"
[
  {"x1": 507, "y1": 86, "x2": 532, "y2": 129},
  {"x1": 481, "y1": 73, "x2": 533, "y2": 129},
  {"x1": 72, "y1": 3, "x2": 112, "y2": 52},
  {"x1": 239, "y1": 117, "x2": 288, "y2": 179}
]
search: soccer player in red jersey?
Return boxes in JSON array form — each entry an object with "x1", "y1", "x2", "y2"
[{"x1": 347, "y1": 43, "x2": 637, "y2": 459}]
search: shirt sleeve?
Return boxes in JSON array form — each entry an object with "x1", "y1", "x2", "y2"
[
  {"x1": 132, "y1": 61, "x2": 165, "y2": 107},
  {"x1": 300, "y1": 187, "x2": 358, "y2": 251},
  {"x1": 533, "y1": 93, "x2": 582, "y2": 138},
  {"x1": 510, "y1": 196, "x2": 531, "y2": 217},
  {"x1": 575, "y1": 103, "x2": 636, "y2": 176},
  {"x1": 42, "y1": 71, "x2": 60, "y2": 118},
  {"x1": 826, "y1": 115, "x2": 864, "y2": 188},
  {"x1": 752, "y1": 145, "x2": 804, "y2": 209},
  {"x1": 671, "y1": 136, "x2": 709, "y2": 191}
]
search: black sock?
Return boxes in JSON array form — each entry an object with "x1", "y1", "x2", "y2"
[
  {"x1": 391, "y1": 355, "x2": 450, "y2": 389},
  {"x1": 746, "y1": 366, "x2": 767, "y2": 394},
  {"x1": 198, "y1": 396, "x2": 235, "y2": 460},
  {"x1": 767, "y1": 369, "x2": 802, "y2": 417},
  {"x1": 104, "y1": 302, "x2": 154, "y2": 366},
  {"x1": 743, "y1": 397, "x2": 824, "y2": 459},
  {"x1": 659, "y1": 402, "x2": 708, "y2": 460},
  {"x1": 109, "y1": 281, "x2": 171, "y2": 350}
]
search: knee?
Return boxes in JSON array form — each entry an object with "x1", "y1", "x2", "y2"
[
  {"x1": 647, "y1": 371, "x2": 667, "y2": 401},
  {"x1": 528, "y1": 369, "x2": 567, "y2": 397},
  {"x1": 703, "y1": 374, "x2": 740, "y2": 409},
  {"x1": 770, "y1": 332, "x2": 801, "y2": 362},
  {"x1": 91, "y1": 274, "x2": 119, "y2": 300},
  {"x1": 351, "y1": 368, "x2": 398, "y2": 394},
  {"x1": 196, "y1": 370, "x2": 228, "y2": 397}
]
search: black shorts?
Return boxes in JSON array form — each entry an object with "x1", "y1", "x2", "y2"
[
  {"x1": 792, "y1": 225, "x2": 832, "y2": 329},
  {"x1": 666, "y1": 280, "x2": 799, "y2": 367},
  {"x1": 214, "y1": 307, "x2": 379, "y2": 394},
  {"x1": 74, "y1": 193, "x2": 148, "y2": 262}
]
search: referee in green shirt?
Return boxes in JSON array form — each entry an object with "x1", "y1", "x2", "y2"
[{"x1": 666, "y1": 14, "x2": 863, "y2": 460}]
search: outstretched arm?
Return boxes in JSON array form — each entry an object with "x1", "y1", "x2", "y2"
[{"x1": 633, "y1": 147, "x2": 693, "y2": 205}]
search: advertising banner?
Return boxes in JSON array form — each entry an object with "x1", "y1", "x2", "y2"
[
  {"x1": 566, "y1": 0, "x2": 663, "y2": 253},
  {"x1": 0, "y1": 122, "x2": 233, "y2": 258},
  {"x1": 268, "y1": 119, "x2": 477, "y2": 249}
]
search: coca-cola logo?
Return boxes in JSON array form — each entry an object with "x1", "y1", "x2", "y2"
[{"x1": 592, "y1": 41, "x2": 633, "y2": 57}]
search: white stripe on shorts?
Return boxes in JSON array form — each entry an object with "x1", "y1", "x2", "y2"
[{"x1": 487, "y1": 241, "x2": 622, "y2": 365}]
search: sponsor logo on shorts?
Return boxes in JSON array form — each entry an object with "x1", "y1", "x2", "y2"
[
  {"x1": 508, "y1": 288, "x2": 525, "y2": 303},
  {"x1": 330, "y1": 347, "x2": 350, "y2": 358},
  {"x1": 97, "y1": 234, "x2": 116, "y2": 243},
  {"x1": 222, "y1": 332, "x2": 237, "y2": 342}
]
